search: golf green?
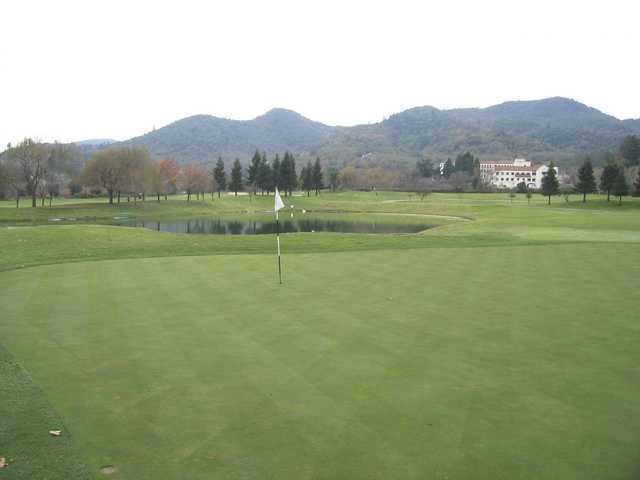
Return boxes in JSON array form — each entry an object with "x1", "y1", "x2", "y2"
[{"x1": 1, "y1": 242, "x2": 639, "y2": 479}]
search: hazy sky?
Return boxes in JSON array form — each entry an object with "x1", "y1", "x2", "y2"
[{"x1": 1, "y1": 0, "x2": 639, "y2": 148}]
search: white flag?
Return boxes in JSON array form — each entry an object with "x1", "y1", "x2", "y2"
[{"x1": 274, "y1": 187, "x2": 285, "y2": 212}]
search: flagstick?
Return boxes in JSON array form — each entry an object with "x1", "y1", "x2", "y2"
[{"x1": 276, "y1": 209, "x2": 282, "y2": 284}]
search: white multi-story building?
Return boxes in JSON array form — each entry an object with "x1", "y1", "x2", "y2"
[
  {"x1": 480, "y1": 159, "x2": 557, "y2": 189},
  {"x1": 479, "y1": 158, "x2": 531, "y2": 173}
]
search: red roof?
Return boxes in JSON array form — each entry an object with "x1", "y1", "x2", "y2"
[{"x1": 494, "y1": 165, "x2": 539, "y2": 172}]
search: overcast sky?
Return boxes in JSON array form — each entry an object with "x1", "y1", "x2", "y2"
[{"x1": 1, "y1": 0, "x2": 638, "y2": 148}]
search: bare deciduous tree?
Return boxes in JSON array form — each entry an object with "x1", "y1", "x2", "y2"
[{"x1": 6, "y1": 139, "x2": 48, "y2": 207}]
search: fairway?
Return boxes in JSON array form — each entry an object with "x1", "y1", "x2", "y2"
[{"x1": 1, "y1": 193, "x2": 640, "y2": 479}]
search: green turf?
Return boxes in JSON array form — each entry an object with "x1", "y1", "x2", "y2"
[
  {"x1": 1, "y1": 192, "x2": 640, "y2": 479},
  {"x1": 0, "y1": 344, "x2": 89, "y2": 479}
]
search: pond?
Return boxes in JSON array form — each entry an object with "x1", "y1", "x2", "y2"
[{"x1": 116, "y1": 216, "x2": 436, "y2": 235}]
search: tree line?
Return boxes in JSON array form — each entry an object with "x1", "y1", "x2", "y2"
[
  {"x1": 0, "y1": 139, "x2": 81, "y2": 207},
  {"x1": 0, "y1": 141, "x2": 333, "y2": 207},
  {"x1": 82, "y1": 148, "x2": 327, "y2": 203},
  {"x1": 1, "y1": 136, "x2": 639, "y2": 206},
  {"x1": 570, "y1": 157, "x2": 636, "y2": 205}
]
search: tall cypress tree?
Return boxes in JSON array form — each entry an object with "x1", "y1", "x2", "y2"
[
  {"x1": 312, "y1": 157, "x2": 323, "y2": 195},
  {"x1": 257, "y1": 156, "x2": 273, "y2": 194},
  {"x1": 248, "y1": 150, "x2": 261, "y2": 194},
  {"x1": 229, "y1": 158, "x2": 243, "y2": 196},
  {"x1": 599, "y1": 161, "x2": 619, "y2": 202},
  {"x1": 213, "y1": 157, "x2": 226, "y2": 198},
  {"x1": 612, "y1": 168, "x2": 629, "y2": 205},
  {"x1": 300, "y1": 160, "x2": 313, "y2": 196},
  {"x1": 541, "y1": 161, "x2": 560, "y2": 205},
  {"x1": 288, "y1": 153, "x2": 297, "y2": 196},
  {"x1": 280, "y1": 153, "x2": 290, "y2": 195},
  {"x1": 272, "y1": 154, "x2": 281, "y2": 190},
  {"x1": 575, "y1": 158, "x2": 597, "y2": 202},
  {"x1": 280, "y1": 152, "x2": 297, "y2": 196},
  {"x1": 454, "y1": 152, "x2": 477, "y2": 174}
]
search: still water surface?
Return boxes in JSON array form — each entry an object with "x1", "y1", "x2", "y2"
[{"x1": 119, "y1": 216, "x2": 434, "y2": 235}]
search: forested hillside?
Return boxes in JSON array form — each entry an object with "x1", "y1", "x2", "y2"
[
  {"x1": 120, "y1": 109, "x2": 333, "y2": 164},
  {"x1": 95, "y1": 98, "x2": 640, "y2": 166}
]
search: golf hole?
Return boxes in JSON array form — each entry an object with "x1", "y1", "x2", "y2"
[{"x1": 99, "y1": 465, "x2": 116, "y2": 475}]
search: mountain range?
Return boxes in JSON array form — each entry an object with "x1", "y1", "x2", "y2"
[{"x1": 86, "y1": 98, "x2": 640, "y2": 167}]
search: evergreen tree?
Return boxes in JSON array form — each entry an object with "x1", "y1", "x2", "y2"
[
  {"x1": 620, "y1": 135, "x2": 640, "y2": 166},
  {"x1": 634, "y1": 169, "x2": 640, "y2": 197},
  {"x1": 280, "y1": 152, "x2": 297, "y2": 196},
  {"x1": 575, "y1": 157, "x2": 597, "y2": 202},
  {"x1": 300, "y1": 160, "x2": 313, "y2": 196},
  {"x1": 612, "y1": 168, "x2": 629, "y2": 205},
  {"x1": 212, "y1": 157, "x2": 226, "y2": 198},
  {"x1": 287, "y1": 153, "x2": 297, "y2": 195},
  {"x1": 280, "y1": 153, "x2": 290, "y2": 195},
  {"x1": 441, "y1": 159, "x2": 454, "y2": 178},
  {"x1": 599, "y1": 161, "x2": 619, "y2": 202},
  {"x1": 272, "y1": 154, "x2": 281, "y2": 190},
  {"x1": 541, "y1": 161, "x2": 559, "y2": 205},
  {"x1": 247, "y1": 150, "x2": 262, "y2": 194},
  {"x1": 299, "y1": 164, "x2": 307, "y2": 195},
  {"x1": 257, "y1": 156, "x2": 273, "y2": 194},
  {"x1": 229, "y1": 158, "x2": 243, "y2": 195},
  {"x1": 454, "y1": 152, "x2": 478, "y2": 174},
  {"x1": 312, "y1": 157, "x2": 323, "y2": 195}
]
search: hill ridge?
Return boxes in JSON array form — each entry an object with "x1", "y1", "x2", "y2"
[{"x1": 99, "y1": 97, "x2": 640, "y2": 165}]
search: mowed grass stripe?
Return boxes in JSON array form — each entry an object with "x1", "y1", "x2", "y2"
[
  {"x1": 1, "y1": 245, "x2": 639, "y2": 479},
  {"x1": 0, "y1": 346, "x2": 90, "y2": 479}
]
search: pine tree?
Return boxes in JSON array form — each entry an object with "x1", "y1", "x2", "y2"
[
  {"x1": 300, "y1": 160, "x2": 313, "y2": 196},
  {"x1": 299, "y1": 164, "x2": 307, "y2": 196},
  {"x1": 634, "y1": 169, "x2": 640, "y2": 197},
  {"x1": 612, "y1": 168, "x2": 629, "y2": 205},
  {"x1": 312, "y1": 157, "x2": 323, "y2": 195},
  {"x1": 257, "y1": 156, "x2": 273, "y2": 194},
  {"x1": 280, "y1": 152, "x2": 297, "y2": 196},
  {"x1": 288, "y1": 153, "x2": 297, "y2": 195},
  {"x1": 575, "y1": 157, "x2": 597, "y2": 202},
  {"x1": 247, "y1": 150, "x2": 261, "y2": 194},
  {"x1": 229, "y1": 158, "x2": 243, "y2": 195},
  {"x1": 454, "y1": 152, "x2": 477, "y2": 174},
  {"x1": 280, "y1": 153, "x2": 290, "y2": 195},
  {"x1": 212, "y1": 157, "x2": 226, "y2": 198},
  {"x1": 272, "y1": 154, "x2": 281, "y2": 190},
  {"x1": 599, "y1": 161, "x2": 619, "y2": 202},
  {"x1": 441, "y1": 159, "x2": 454, "y2": 178},
  {"x1": 541, "y1": 161, "x2": 559, "y2": 205}
]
